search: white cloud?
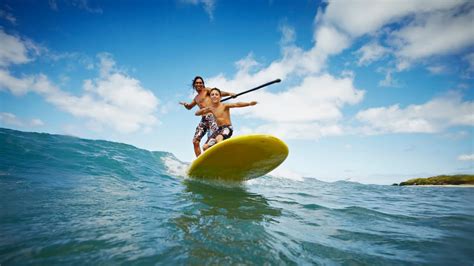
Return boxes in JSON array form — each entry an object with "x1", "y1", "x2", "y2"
[
  {"x1": 211, "y1": 0, "x2": 473, "y2": 92},
  {"x1": 320, "y1": 0, "x2": 473, "y2": 75},
  {"x1": 181, "y1": 0, "x2": 216, "y2": 20},
  {"x1": 0, "y1": 30, "x2": 159, "y2": 134},
  {"x1": 458, "y1": 154, "x2": 474, "y2": 161},
  {"x1": 0, "y1": 29, "x2": 32, "y2": 67},
  {"x1": 442, "y1": 130, "x2": 470, "y2": 140},
  {"x1": 207, "y1": 46, "x2": 326, "y2": 93},
  {"x1": 279, "y1": 24, "x2": 296, "y2": 46},
  {"x1": 322, "y1": 0, "x2": 466, "y2": 38},
  {"x1": 49, "y1": 55, "x2": 159, "y2": 133},
  {"x1": 356, "y1": 41, "x2": 388, "y2": 66},
  {"x1": 392, "y1": 7, "x2": 474, "y2": 61},
  {"x1": 0, "y1": 112, "x2": 24, "y2": 127},
  {"x1": 235, "y1": 74, "x2": 364, "y2": 123},
  {"x1": 30, "y1": 118, "x2": 45, "y2": 126},
  {"x1": 0, "y1": 69, "x2": 34, "y2": 95},
  {"x1": 201, "y1": 0, "x2": 215, "y2": 20},
  {"x1": 378, "y1": 69, "x2": 400, "y2": 87},
  {"x1": 251, "y1": 122, "x2": 344, "y2": 140},
  {"x1": 49, "y1": 0, "x2": 59, "y2": 11},
  {"x1": 313, "y1": 25, "x2": 351, "y2": 56},
  {"x1": 0, "y1": 9, "x2": 17, "y2": 25},
  {"x1": 0, "y1": 50, "x2": 160, "y2": 133},
  {"x1": 356, "y1": 93, "x2": 474, "y2": 134},
  {"x1": 0, "y1": 112, "x2": 44, "y2": 128},
  {"x1": 427, "y1": 65, "x2": 446, "y2": 74},
  {"x1": 207, "y1": 5, "x2": 362, "y2": 91},
  {"x1": 234, "y1": 53, "x2": 260, "y2": 76},
  {"x1": 48, "y1": 0, "x2": 102, "y2": 13}
]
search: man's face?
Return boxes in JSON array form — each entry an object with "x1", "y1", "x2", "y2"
[
  {"x1": 194, "y1": 78, "x2": 204, "y2": 91},
  {"x1": 210, "y1": 90, "x2": 221, "y2": 103}
]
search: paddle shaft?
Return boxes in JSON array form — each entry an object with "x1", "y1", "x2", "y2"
[{"x1": 220, "y1": 79, "x2": 281, "y2": 102}]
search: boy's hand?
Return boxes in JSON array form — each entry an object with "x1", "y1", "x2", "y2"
[
  {"x1": 230, "y1": 93, "x2": 237, "y2": 98},
  {"x1": 249, "y1": 101, "x2": 257, "y2": 106},
  {"x1": 179, "y1": 102, "x2": 189, "y2": 108}
]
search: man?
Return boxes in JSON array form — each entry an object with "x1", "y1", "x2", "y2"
[
  {"x1": 180, "y1": 76, "x2": 235, "y2": 157},
  {"x1": 195, "y1": 88, "x2": 257, "y2": 151}
]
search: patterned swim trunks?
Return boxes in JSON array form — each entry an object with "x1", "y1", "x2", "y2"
[
  {"x1": 206, "y1": 125, "x2": 233, "y2": 147},
  {"x1": 193, "y1": 113, "x2": 218, "y2": 142}
]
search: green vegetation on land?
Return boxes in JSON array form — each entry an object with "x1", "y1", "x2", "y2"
[{"x1": 397, "y1": 175, "x2": 474, "y2": 186}]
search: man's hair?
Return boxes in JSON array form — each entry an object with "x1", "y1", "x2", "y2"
[
  {"x1": 192, "y1": 76, "x2": 205, "y2": 89},
  {"x1": 210, "y1": 87, "x2": 221, "y2": 96}
]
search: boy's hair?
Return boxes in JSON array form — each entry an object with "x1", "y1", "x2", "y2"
[
  {"x1": 192, "y1": 76, "x2": 205, "y2": 88},
  {"x1": 210, "y1": 87, "x2": 221, "y2": 96}
]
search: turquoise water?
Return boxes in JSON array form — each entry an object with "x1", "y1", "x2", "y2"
[{"x1": 1, "y1": 128, "x2": 473, "y2": 265}]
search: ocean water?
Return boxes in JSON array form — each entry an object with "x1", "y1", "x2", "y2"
[{"x1": 1, "y1": 128, "x2": 473, "y2": 265}]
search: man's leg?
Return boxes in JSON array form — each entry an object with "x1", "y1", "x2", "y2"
[
  {"x1": 193, "y1": 120, "x2": 207, "y2": 157},
  {"x1": 193, "y1": 139, "x2": 201, "y2": 157}
]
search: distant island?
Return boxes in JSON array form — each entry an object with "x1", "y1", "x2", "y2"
[{"x1": 394, "y1": 175, "x2": 474, "y2": 186}]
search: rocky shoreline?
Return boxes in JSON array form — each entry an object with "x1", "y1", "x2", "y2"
[{"x1": 393, "y1": 175, "x2": 474, "y2": 186}]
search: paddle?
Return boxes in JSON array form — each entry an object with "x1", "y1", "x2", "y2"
[{"x1": 220, "y1": 78, "x2": 281, "y2": 102}]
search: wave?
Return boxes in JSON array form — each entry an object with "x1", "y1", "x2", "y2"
[
  {"x1": 1, "y1": 127, "x2": 474, "y2": 265},
  {"x1": 0, "y1": 128, "x2": 182, "y2": 182}
]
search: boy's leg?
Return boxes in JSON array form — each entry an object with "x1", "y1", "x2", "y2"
[
  {"x1": 205, "y1": 135, "x2": 219, "y2": 150},
  {"x1": 215, "y1": 134, "x2": 224, "y2": 144},
  {"x1": 217, "y1": 126, "x2": 233, "y2": 143}
]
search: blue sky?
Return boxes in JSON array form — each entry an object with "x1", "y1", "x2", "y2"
[{"x1": 1, "y1": 0, "x2": 473, "y2": 184}]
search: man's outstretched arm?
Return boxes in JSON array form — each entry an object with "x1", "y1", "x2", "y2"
[{"x1": 179, "y1": 100, "x2": 197, "y2": 110}]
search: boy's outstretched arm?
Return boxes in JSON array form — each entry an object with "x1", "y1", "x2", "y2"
[
  {"x1": 227, "y1": 101, "x2": 257, "y2": 108},
  {"x1": 179, "y1": 100, "x2": 197, "y2": 110},
  {"x1": 195, "y1": 107, "x2": 213, "y2": 116}
]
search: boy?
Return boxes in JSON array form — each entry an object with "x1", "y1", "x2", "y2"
[{"x1": 195, "y1": 88, "x2": 257, "y2": 151}]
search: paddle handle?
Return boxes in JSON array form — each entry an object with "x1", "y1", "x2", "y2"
[{"x1": 220, "y1": 79, "x2": 281, "y2": 102}]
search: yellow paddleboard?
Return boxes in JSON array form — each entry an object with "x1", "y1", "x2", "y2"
[{"x1": 187, "y1": 134, "x2": 289, "y2": 181}]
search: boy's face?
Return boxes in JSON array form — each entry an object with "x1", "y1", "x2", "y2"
[
  {"x1": 210, "y1": 90, "x2": 221, "y2": 103},
  {"x1": 194, "y1": 78, "x2": 204, "y2": 91}
]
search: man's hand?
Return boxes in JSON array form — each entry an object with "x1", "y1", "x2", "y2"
[
  {"x1": 179, "y1": 102, "x2": 189, "y2": 109},
  {"x1": 249, "y1": 101, "x2": 257, "y2": 106},
  {"x1": 230, "y1": 93, "x2": 237, "y2": 98}
]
